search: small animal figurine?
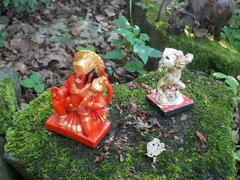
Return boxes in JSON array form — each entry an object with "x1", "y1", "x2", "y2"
[
  {"x1": 146, "y1": 138, "x2": 166, "y2": 167},
  {"x1": 45, "y1": 50, "x2": 113, "y2": 148},
  {"x1": 156, "y1": 0, "x2": 235, "y2": 40},
  {"x1": 157, "y1": 48, "x2": 193, "y2": 105},
  {"x1": 147, "y1": 48, "x2": 194, "y2": 117}
]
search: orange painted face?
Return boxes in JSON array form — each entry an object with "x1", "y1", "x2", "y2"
[
  {"x1": 75, "y1": 74, "x2": 87, "y2": 88},
  {"x1": 73, "y1": 50, "x2": 107, "y2": 88}
]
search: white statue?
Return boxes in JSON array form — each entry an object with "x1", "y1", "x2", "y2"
[{"x1": 157, "y1": 48, "x2": 193, "y2": 106}]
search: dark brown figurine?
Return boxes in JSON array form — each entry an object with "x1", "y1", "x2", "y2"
[{"x1": 156, "y1": 0, "x2": 235, "y2": 40}]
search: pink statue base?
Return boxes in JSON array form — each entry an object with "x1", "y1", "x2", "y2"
[{"x1": 147, "y1": 92, "x2": 194, "y2": 118}]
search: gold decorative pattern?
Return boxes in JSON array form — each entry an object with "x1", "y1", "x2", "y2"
[
  {"x1": 73, "y1": 50, "x2": 105, "y2": 76},
  {"x1": 72, "y1": 83, "x2": 91, "y2": 95},
  {"x1": 91, "y1": 77, "x2": 107, "y2": 93}
]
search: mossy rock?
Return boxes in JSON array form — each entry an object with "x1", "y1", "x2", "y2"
[
  {"x1": 0, "y1": 78, "x2": 17, "y2": 135},
  {"x1": 133, "y1": 2, "x2": 240, "y2": 77},
  {"x1": 4, "y1": 70, "x2": 236, "y2": 179}
]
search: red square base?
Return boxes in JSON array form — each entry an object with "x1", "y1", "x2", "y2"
[
  {"x1": 147, "y1": 92, "x2": 194, "y2": 118},
  {"x1": 45, "y1": 113, "x2": 111, "y2": 148}
]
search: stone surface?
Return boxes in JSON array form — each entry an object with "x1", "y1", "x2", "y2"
[
  {"x1": 0, "y1": 137, "x2": 22, "y2": 180},
  {"x1": 0, "y1": 67, "x2": 21, "y2": 98},
  {"x1": 3, "y1": 71, "x2": 236, "y2": 179}
]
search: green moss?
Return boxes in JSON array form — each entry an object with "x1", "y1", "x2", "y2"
[
  {"x1": 140, "y1": 3, "x2": 240, "y2": 77},
  {"x1": 5, "y1": 71, "x2": 236, "y2": 179},
  {"x1": 113, "y1": 85, "x2": 148, "y2": 109},
  {"x1": 0, "y1": 78, "x2": 17, "y2": 135}
]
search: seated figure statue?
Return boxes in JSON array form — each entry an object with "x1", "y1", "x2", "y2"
[{"x1": 45, "y1": 50, "x2": 113, "y2": 148}]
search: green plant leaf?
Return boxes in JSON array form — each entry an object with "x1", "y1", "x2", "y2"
[
  {"x1": 28, "y1": 0, "x2": 38, "y2": 9},
  {"x1": 134, "y1": 38, "x2": 145, "y2": 46},
  {"x1": 132, "y1": 25, "x2": 140, "y2": 36},
  {"x1": 76, "y1": 45, "x2": 96, "y2": 52},
  {"x1": 20, "y1": 78, "x2": 35, "y2": 88},
  {"x1": 114, "y1": 16, "x2": 130, "y2": 28},
  {"x1": 147, "y1": 46, "x2": 162, "y2": 58},
  {"x1": 3, "y1": 0, "x2": 10, "y2": 7},
  {"x1": 111, "y1": 15, "x2": 161, "y2": 67},
  {"x1": 34, "y1": 83, "x2": 45, "y2": 93},
  {"x1": 0, "y1": 32, "x2": 4, "y2": 48},
  {"x1": 41, "y1": 0, "x2": 49, "y2": 3},
  {"x1": 13, "y1": 0, "x2": 20, "y2": 7},
  {"x1": 112, "y1": 39, "x2": 126, "y2": 47},
  {"x1": 30, "y1": 73, "x2": 42, "y2": 83},
  {"x1": 225, "y1": 76, "x2": 239, "y2": 94},
  {"x1": 139, "y1": 33, "x2": 150, "y2": 42},
  {"x1": 133, "y1": 45, "x2": 161, "y2": 64},
  {"x1": 212, "y1": 72, "x2": 239, "y2": 94},
  {"x1": 135, "y1": 2, "x2": 154, "y2": 10},
  {"x1": 104, "y1": 48, "x2": 124, "y2": 60},
  {"x1": 133, "y1": 44, "x2": 149, "y2": 64},
  {"x1": 234, "y1": 150, "x2": 240, "y2": 161},
  {"x1": 125, "y1": 61, "x2": 146, "y2": 74},
  {"x1": 115, "y1": 28, "x2": 135, "y2": 45},
  {"x1": 212, "y1": 72, "x2": 228, "y2": 80},
  {"x1": 115, "y1": 27, "x2": 144, "y2": 46},
  {"x1": 137, "y1": 68, "x2": 147, "y2": 74}
]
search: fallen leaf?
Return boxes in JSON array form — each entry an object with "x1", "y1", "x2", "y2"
[
  {"x1": 193, "y1": 28, "x2": 209, "y2": 38},
  {"x1": 39, "y1": 49, "x2": 72, "y2": 68},
  {"x1": 94, "y1": 154, "x2": 104, "y2": 163},
  {"x1": 70, "y1": 27, "x2": 81, "y2": 36},
  {"x1": 130, "y1": 103, "x2": 138, "y2": 113},
  {"x1": 103, "y1": 144, "x2": 110, "y2": 152},
  {"x1": 180, "y1": 114, "x2": 188, "y2": 121},
  {"x1": 115, "y1": 104, "x2": 123, "y2": 114},
  {"x1": 95, "y1": 15, "x2": 108, "y2": 27},
  {"x1": 104, "y1": 7, "x2": 116, "y2": 17},
  {"x1": 10, "y1": 62, "x2": 28, "y2": 74},
  {"x1": 232, "y1": 129, "x2": 239, "y2": 144},
  {"x1": 196, "y1": 131, "x2": 206, "y2": 144},
  {"x1": 119, "y1": 154, "x2": 124, "y2": 162},
  {"x1": 140, "y1": 83, "x2": 152, "y2": 91},
  {"x1": 174, "y1": 135, "x2": 180, "y2": 141},
  {"x1": 10, "y1": 38, "x2": 38, "y2": 53}
]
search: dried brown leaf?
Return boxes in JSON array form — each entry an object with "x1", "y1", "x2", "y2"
[
  {"x1": 196, "y1": 131, "x2": 206, "y2": 144},
  {"x1": 119, "y1": 154, "x2": 124, "y2": 162},
  {"x1": 103, "y1": 144, "x2": 110, "y2": 152},
  {"x1": 94, "y1": 154, "x2": 104, "y2": 163},
  {"x1": 130, "y1": 103, "x2": 138, "y2": 113},
  {"x1": 70, "y1": 27, "x2": 81, "y2": 36},
  {"x1": 193, "y1": 28, "x2": 209, "y2": 38}
]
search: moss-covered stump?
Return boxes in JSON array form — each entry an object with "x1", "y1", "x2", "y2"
[
  {"x1": 133, "y1": 3, "x2": 240, "y2": 77},
  {"x1": 0, "y1": 78, "x2": 17, "y2": 135},
  {"x1": 4, "y1": 71, "x2": 236, "y2": 179}
]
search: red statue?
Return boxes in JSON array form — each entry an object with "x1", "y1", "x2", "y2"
[{"x1": 45, "y1": 50, "x2": 113, "y2": 148}]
